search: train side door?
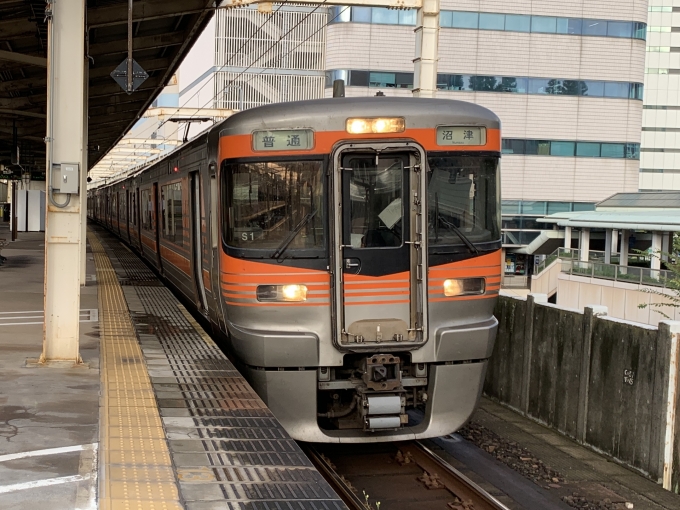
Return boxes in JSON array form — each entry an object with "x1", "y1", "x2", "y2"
[
  {"x1": 152, "y1": 182, "x2": 163, "y2": 272},
  {"x1": 190, "y1": 171, "x2": 208, "y2": 314},
  {"x1": 332, "y1": 145, "x2": 428, "y2": 349}
]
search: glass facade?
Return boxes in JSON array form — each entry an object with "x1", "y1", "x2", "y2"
[
  {"x1": 328, "y1": 7, "x2": 647, "y2": 40},
  {"x1": 502, "y1": 139, "x2": 640, "y2": 159},
  {"x1": 326, "y1": 70, "x2": 644, "y2": 100},
  {"x1": 501, "y1": 201, "x2": 596, "y2": 246}
]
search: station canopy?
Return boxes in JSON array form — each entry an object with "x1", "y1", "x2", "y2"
[
  {"x1": 539, "y1": 191, "x2": 680, "y2": 232},
  {"x1": 0, "y1": 0, "x2": 215, "y2": 180}
]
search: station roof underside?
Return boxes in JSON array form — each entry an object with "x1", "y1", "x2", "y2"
[
  {"x1": 0, "y1": 0, "x2": 215, "y2": 177},
  {"x1": 540, "y1": 211, "x2": 680, "y2": 232}
]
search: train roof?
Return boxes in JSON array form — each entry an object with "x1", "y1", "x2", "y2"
[{"x1": 218, "y1": 97, "x2": 501, "y2": 137}]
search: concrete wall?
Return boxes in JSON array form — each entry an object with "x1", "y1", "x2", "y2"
[
  {"x1": 530, "y1": 259, "x2": 560, "y2": 297},
  {"x1": 486, "y1": 295, "x2": 680, "y2": 490},
  {"x1": 557, "y1": 273, "x2": 680, "y2": 325}
]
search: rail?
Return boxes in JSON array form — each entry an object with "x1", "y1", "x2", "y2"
[{"x1": 304, "y1": 441, "x2": 511, "y2": 510}]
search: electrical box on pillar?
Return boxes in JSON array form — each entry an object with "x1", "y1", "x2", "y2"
[{"x1": 51, "y1": 163, "x2": 80, "y2": 194}]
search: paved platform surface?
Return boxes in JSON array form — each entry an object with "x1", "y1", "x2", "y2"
[
  {"x1": 473, "y1": 398, "x2": 680, "y2": 510},
  {"x1": 0, "y1": 221, "x2": 344, "y2": 509},
  {"x1": 91, "y1": 225, "x2": 344, "y2": 509},
  {"x1": 0, "y1": 222, "x2": 99, "y2": 509}
]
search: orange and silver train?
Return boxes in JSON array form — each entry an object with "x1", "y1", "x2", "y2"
[{"x1": 88, "y1": 97, "x2": 502, "y2": 442}]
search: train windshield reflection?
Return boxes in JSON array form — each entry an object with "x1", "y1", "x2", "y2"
[
  {"x1": 226, "y1": 160, "x2": 325, "y2": 253},
  {"x1": 427, "y1": 156, "x2": 500, "y2": 247}
]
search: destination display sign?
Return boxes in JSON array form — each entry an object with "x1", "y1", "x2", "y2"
[
  {"x1": 436, "y1": 126, "x2": 486, "y2": 146},
  {"x1": 252, "y1": 129, "x2": 314, "y2": 151}
]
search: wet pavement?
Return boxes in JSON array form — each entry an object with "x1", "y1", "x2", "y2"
[{"x1": 0, "y1": 222, "x2": 99, "y2": 509}]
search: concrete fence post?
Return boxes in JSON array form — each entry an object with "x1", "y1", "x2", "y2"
[
  {"x1": 652, "y1": 321, "x2": 680, "y2": 489},
  {"x1": 520, "y1": 293, "x2": 548, "y2": 414},
  {"x1": 576, "y1": 305, "x2": 608, "y2": 444}
]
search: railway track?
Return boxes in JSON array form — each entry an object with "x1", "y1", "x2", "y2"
[{"x1": 303, "y1": 440, "x2": 511, "y2": 510}]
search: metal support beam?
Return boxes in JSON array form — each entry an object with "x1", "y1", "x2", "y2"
[
  {"x1": 42, "y1": 0, "x2": 86, "y2": 363},
  {"x1": 0, "y1": 49, "x2": 47, "y2": 67}
]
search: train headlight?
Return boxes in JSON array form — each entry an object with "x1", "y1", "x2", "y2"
[
  {"x1": 257, "y1": 284, "x2": 308, "y2": 302},
  {"x1": 346, "y1": 117, "x2": 405, "y2": 134},
  {"x1": 443, "y1": 278, "x2": 485, "y2": 297}
]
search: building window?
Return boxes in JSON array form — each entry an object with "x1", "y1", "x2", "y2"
[
  {"x1": 479, "y1": 13, "x2": 505, "y2": 31},
  {"x1": 502, "y1": 139, "x2": 640, "y2": 160},
  {"x1": 327, "y1": 70, "x2": 643, "y2": 101},
  {"x1": 438, "y1": 11, "x2": 646, "y2": 40},
  {"x1": 329, "y1": 7, "x2": 647, "y2": 40},
  {"x1": 161, "y1": 181, "x2": 183, "y2": 245}
]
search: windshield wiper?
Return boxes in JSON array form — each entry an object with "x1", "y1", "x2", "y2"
[
  {"x1": 434, "y1": 193, "x2": 479, "y2": 254},
  {"x1": 271, "y1": 209, "x2": 318, "y2": 259}
]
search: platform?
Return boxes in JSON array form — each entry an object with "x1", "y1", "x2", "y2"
[{"x1": 0, "y1": 221, "x2": 344, "y2": 509}]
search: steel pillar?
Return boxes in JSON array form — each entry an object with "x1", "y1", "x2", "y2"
[
  {"x1": 413, "y1": 0, "x2": 440, "y2": 98},
  {"x1": 42, "y1": 0, "x2": 86, "y2": 363}
]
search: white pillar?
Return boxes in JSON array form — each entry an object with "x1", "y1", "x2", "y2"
[
  {"x1": 413, "y1": 0, "x2": 440, "y2": 98},
  {"x1": 580, "y1": 228, "x2": 590, "y2": 262},
  {"x1": 42, "y1": 0, "x2": 85, "y2": 363},
  {"x1": 612, "y1": 229, "x2": 619, "y2": 255},
  {"x1": 652, "y1": 231, "x2": 662, "y2": 271},
  {"x1": 80, "y1": 57, "x2": 89, "y2": 284},
  {"x1": 564, "y1": 226, "x2": 572, "y2": 250},
  {"x1": 604, "y1": 229, "x2": 612, "y2": 265},
  {"x1": 662, "y1": 232, "x2": 670, "y2": 262},
  {"x1": 620, "y1": 229, "x2": 630, "y2": 267}
]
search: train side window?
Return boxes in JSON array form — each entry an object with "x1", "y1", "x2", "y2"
[
  {"x1": 161, "y1": 182, "x2": 183, "y2": 245},
  {"x1": 210, "y1": 175, "x2": 218, "y2": 249},
  {"x1": 141, "y1": 189, "x2": 153, "y2": 230}
]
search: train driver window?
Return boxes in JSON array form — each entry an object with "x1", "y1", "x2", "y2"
[
  {"x1": 343, "y1": 155, "x2": 404, "y2": 249},
  {"x1": 427, "y1": 155, "x2": 500, "y2": 247},
  {"x1": 225, "y1": 160, "x2": 324, "y2": 254}
]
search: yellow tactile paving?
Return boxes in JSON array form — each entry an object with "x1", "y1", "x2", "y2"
[{"x1": 89, "y1": 231, "x2": 183, "y2": 510}]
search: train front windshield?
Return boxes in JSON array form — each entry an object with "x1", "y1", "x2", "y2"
[
  {"x1": 427, "y1": 155, "x2": 500, "y2": 249},
  {"x1": 225, "y1": 160, "x2": 325, "y2": 255}
]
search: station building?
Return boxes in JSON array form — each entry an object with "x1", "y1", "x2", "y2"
[
  {"x1": 92, "y1": 2, "x2": 650, "y2": 287},
  {"x1": 640, "y1": 1, "x2": 680, "y2": 191}
]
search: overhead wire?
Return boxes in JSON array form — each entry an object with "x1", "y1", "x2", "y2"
[
  {"x1": 92, "y1": 1, "x2": 291, "y2": 177},
  {"x1": 91, "y1": 1, "x2": 344, "y2": 182}
]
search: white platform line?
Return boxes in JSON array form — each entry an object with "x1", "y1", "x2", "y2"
[
  {"x1": 0, "y1": 444, "x2": 92, "y2": 463},
  {"x1": 0, "y1": 474, "x2": 88, "y2": 494},
  {"x1": 75, "y1": 443, "x2": 98, "y2": 510}
]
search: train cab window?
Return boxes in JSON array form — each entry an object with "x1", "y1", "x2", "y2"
[
  {"x1": 141, "y1": 189, "x2": 154, "y2": 231},
  {"x1": 224, "y1": 160, "x2": 324, "y2": 255},
  {"x1": 161, "y1": 182, "x2": 183, "y2": 245},
  {"x1": 343, "y1": 154, "x2": 405, "y2": 249},
  {"x1": 427, "y1": 156, "x2": 500, "y2": 248}
]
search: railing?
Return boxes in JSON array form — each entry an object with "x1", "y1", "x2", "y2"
[
  {"x1": 561, "y1": 259, "x2": 673, "y2": 288},
  {"x1": 534, "y1": 248, "x2": 651, "y2": 277}
]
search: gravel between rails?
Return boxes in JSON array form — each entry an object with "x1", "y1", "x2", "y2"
[{"x1": 458, "y1": 422, "x2": 635, "y2": 510}]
